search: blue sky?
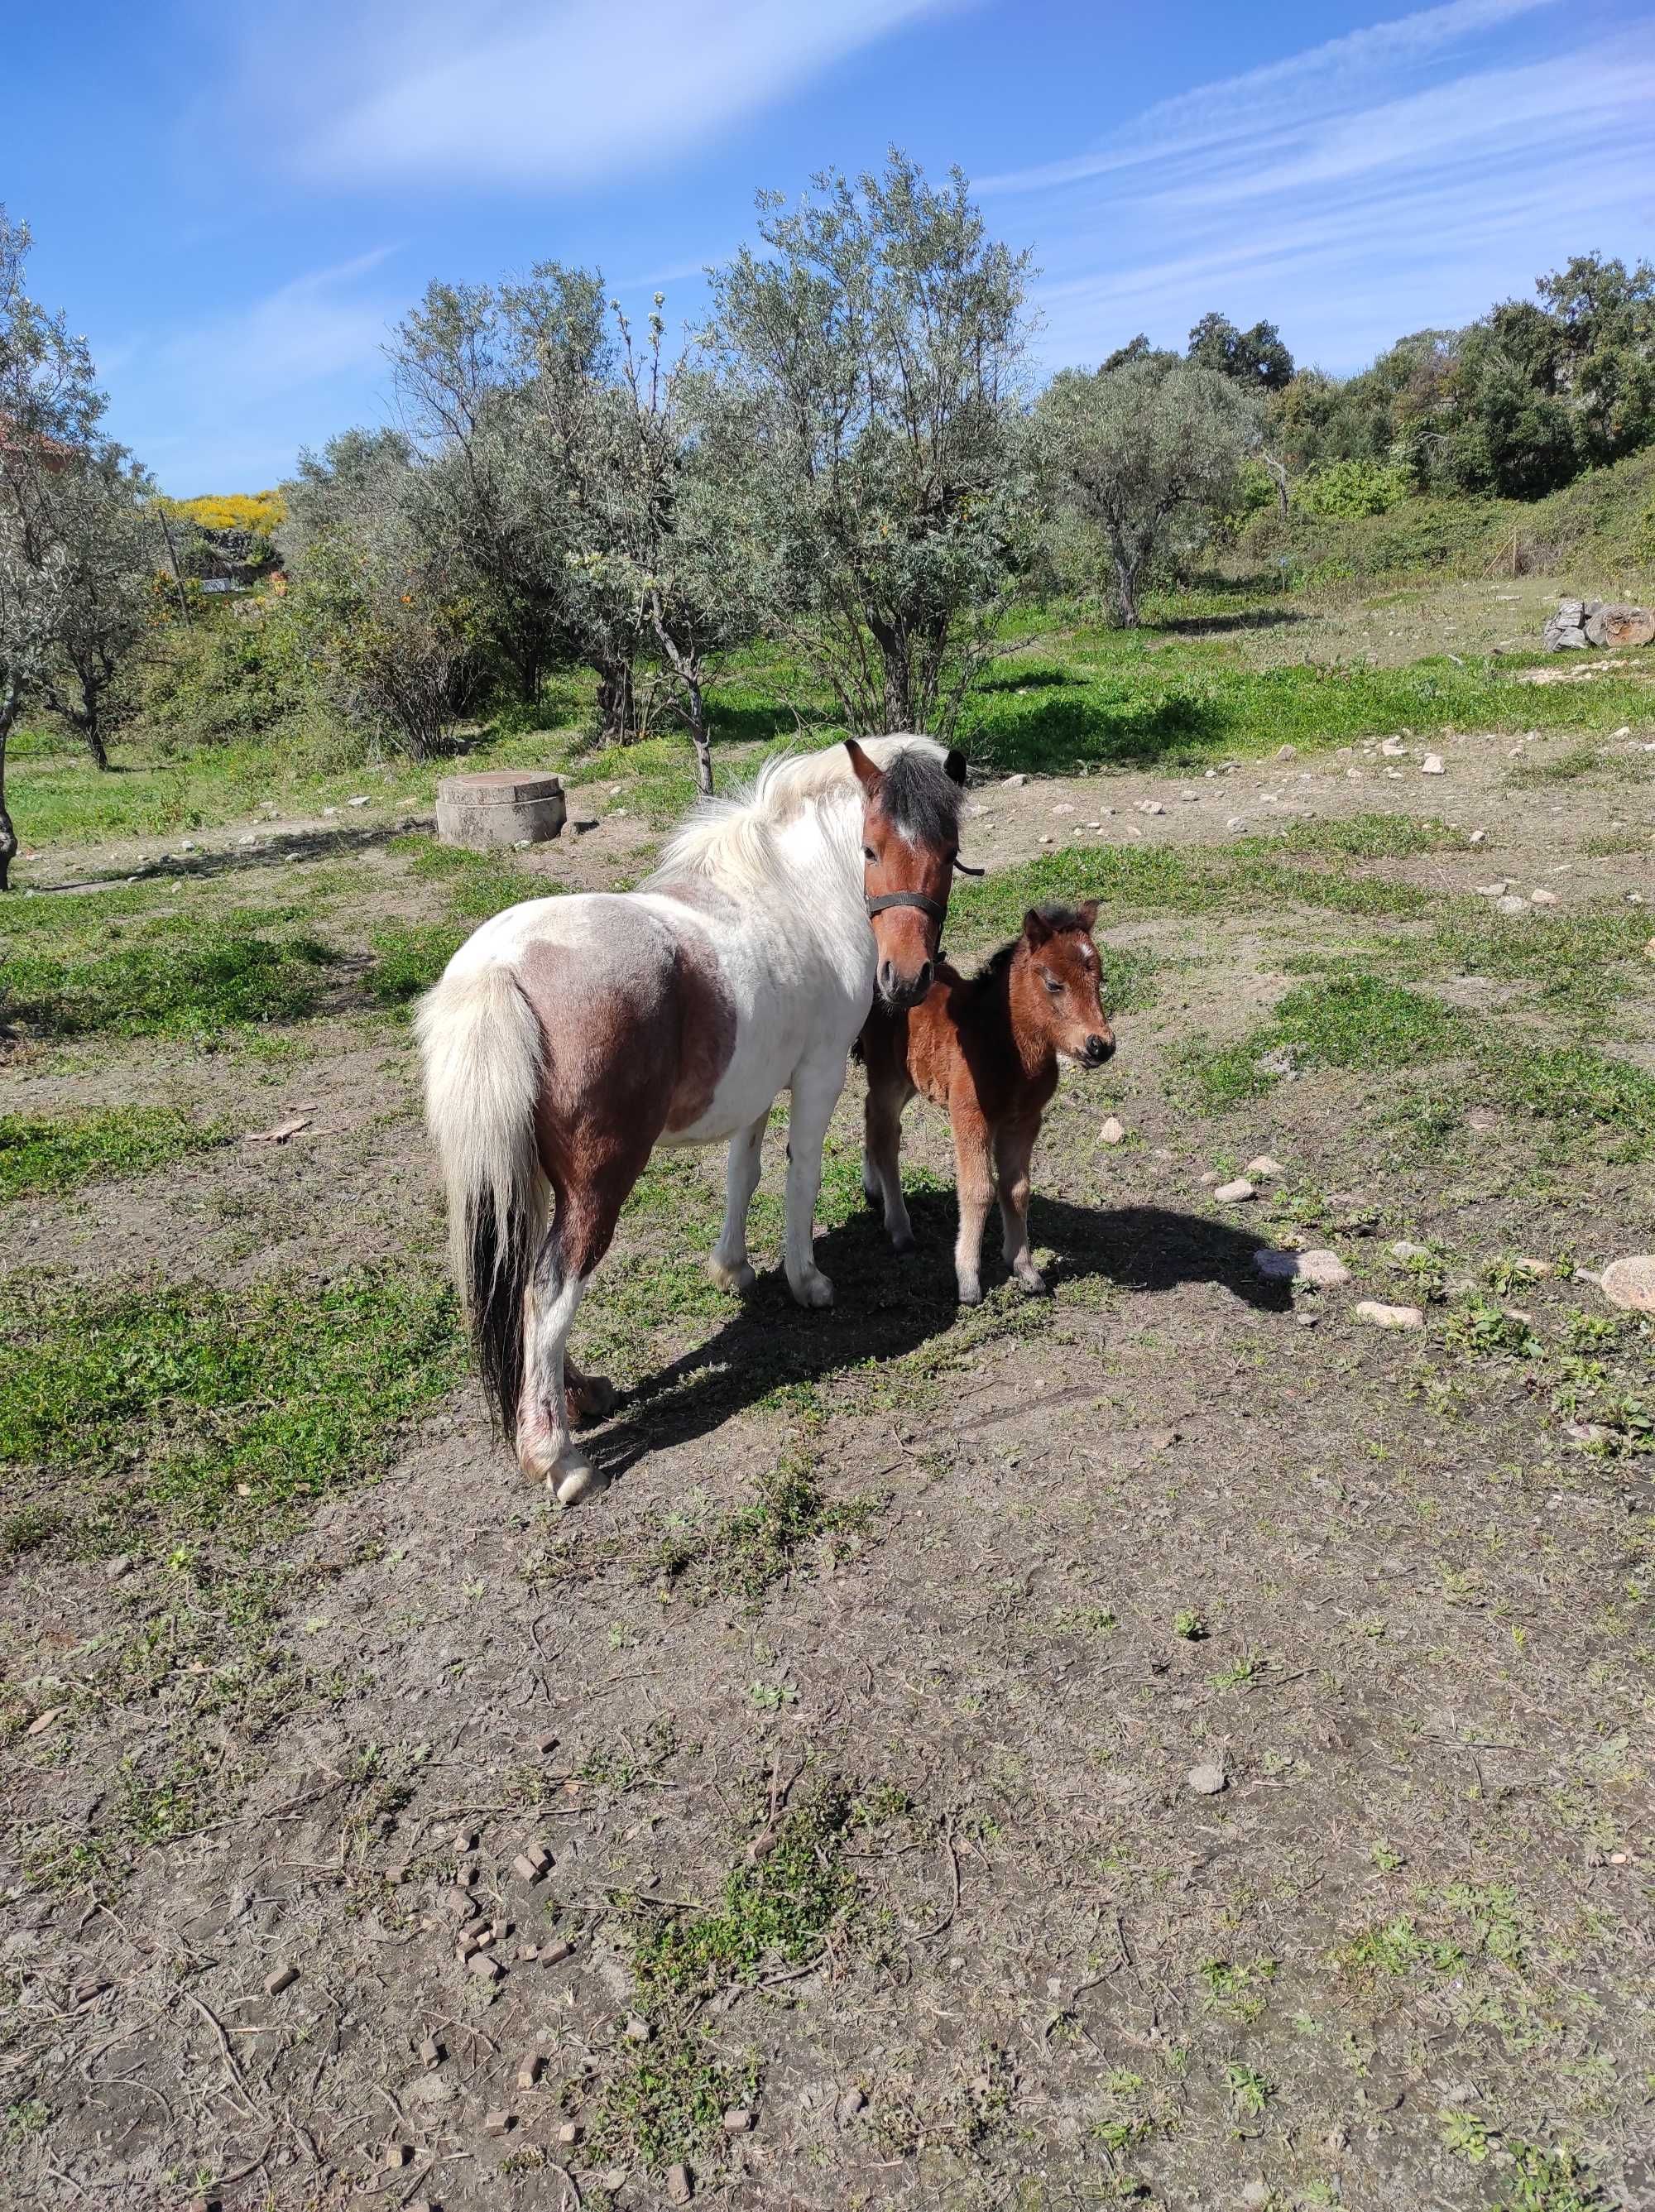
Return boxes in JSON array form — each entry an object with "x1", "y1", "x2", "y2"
[{"x1": 10, "y1": 0, "x2": 1652, "y2": 493}]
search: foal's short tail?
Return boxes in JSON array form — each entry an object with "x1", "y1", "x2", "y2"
[{"x1": 415, "y1": 963, "x2": 545, "y2": 1437}]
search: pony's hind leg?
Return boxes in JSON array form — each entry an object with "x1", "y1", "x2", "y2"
[
  {"x1": 862, "y1": 1077, "x2": 915, "y2": 1254},
  {"x1": 710, "y1": 1108, "x2": 769, "y2": 1293},
  {"x1": 519, "y1": 1146, "x2": 645, "y2": 1507}
]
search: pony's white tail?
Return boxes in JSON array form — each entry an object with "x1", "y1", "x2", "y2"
[{"x1": 415, "y1": 963, "x2": 545, "y2": 1436}]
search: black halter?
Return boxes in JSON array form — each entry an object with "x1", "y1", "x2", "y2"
[{"x1": 866, "y1": 890, "x2": 948, "y2": 924}]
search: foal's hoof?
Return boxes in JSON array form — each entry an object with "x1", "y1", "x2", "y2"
[
  {"x1": 789, "y1": 1266, "x2": 834, "y2": 1310},
  {"x1": 708, "y1": 1256, "x2": 756, "y2": 1295},
  {"x1": 550, "y1": 1453, "x2": 608, "y2": 1510},
  {"x1": 566, "y1": 1374, "x2": 616, "y2": 1426},
  {"x1": 957, "y1": 1278, "x2": 983, "y2": 1307},
  {"x1": 890, "y1": 1229, "x2": 917, "y2": 1257},
  {"x1": 1016, "y1": 1267, "x2": 1051, "y2": 1298}
]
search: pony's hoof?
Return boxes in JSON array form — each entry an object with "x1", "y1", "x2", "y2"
[
  {"x1": 789, "y1": 1267, "x2": 834, "y2": 1310},
  {"x1": 1016, "y1": 1268, "x2": 1050, "y2": 1298},
  {"x1": 566, "y1": 1374, "x2": 616, "y2": 1426},
  {"x1": 957, "y1": 1279, "x2": 983, "y2": 1307},
  {"x1": 551, "y1": 1454, "x2": 607, "y2": 1509},
  {"x1": 708, "y1": 1256, "x2": 756, "y2": 1295},
  {"x1": 890, "y1": 1230, "x2": 917, "y2": 1256}
]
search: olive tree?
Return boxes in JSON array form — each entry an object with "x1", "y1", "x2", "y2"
[
  {"x1": 32, "y1": 444, "x2": 157, "y2": 769},
  {"x1": 705, "y1": 151, "x2": 1034, "y2": 736},
  {"x1": 1035, "y1": 358, "x2": 1261, "y2": 627},
  {"x1": 1, "y1": 210, "x2": 108, "y2": 882},
  {"x1": 532, "y1": 286, "x2": 758, "y2": 794}
]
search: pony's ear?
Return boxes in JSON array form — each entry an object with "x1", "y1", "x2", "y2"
[
  {"x1": 843, "y1": 738, "x2": 883, "y2": 796},
  {"x1": 1023, "y1": 907, "x2": 1053, "y2": 946},
  {"x1": 943, "y1": 746, "x2": 968, "y2": 786},
  {"x1": 1077, "y1": 898, "x2": 1101, "y2": 931}
]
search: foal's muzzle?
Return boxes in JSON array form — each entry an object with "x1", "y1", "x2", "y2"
[{"x1": 1083, "y1": 1032, "x2": 1115, "y2": 1065}]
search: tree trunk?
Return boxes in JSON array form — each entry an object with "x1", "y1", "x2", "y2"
[
  {"x1": 1111, "y1": 549, "x2": 1140, "y2": 629},
  {"x1": 0, "y1": 693, "x2": 17, "y2": 893},
  {"x1": 81, "y1": 714, "x2": 109, "y2": 771},
  {"x1": 686, "y1": 676, "x2": 712, "y2": 799},
  {"x1": 596, "y1": 658, "x2": 636, "y2": 744}
]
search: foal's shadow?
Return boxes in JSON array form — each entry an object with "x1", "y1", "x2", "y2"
[{"x1": 586, "y1": 1198, "x2": 1290, "y2": 1481}]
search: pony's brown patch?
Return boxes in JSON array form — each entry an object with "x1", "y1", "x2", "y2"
[{"x1": 667, "y1": 933, "x2": 737, "y2": 1132}]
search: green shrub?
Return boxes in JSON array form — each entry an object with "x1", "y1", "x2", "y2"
[{"x1": 1295, "y1": 459, "x2": 1413, "y2": 518}]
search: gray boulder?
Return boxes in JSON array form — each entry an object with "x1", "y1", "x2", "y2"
[{"x1": 1583, "y1": 602, "x2": 1655, "y2": 650}]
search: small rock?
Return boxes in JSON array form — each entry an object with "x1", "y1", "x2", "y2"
[
  {"x1": 348, "y1": 794, "x2": 371, "y2": 809},
  {"x1": 453, "y1": 1828, "x2": 478, "y2": 1853},
  {"x1": 534, "y1": 1730, "x2": 559, "y2": 1754},
  {"x1": 1475, "y1": 879, "x2": 1515, "y2": 895},
  {"x1": 623, "y1": 2014, "x2": 650, "y2": 2043},
  {"x1": 103, "y1": 1553, "x2": 134, "y2": 1581},
  {"x1": 263, "y1": 1965, "x2": 298, "y2": 1995},
  {"x1": 1530, "y1": 886, "x2": 1557, "y2": 905},
  {"x1": 1214, "y1": 1178, "x2": 1256, "y2": 1203},
  {"x1": 666, "y1": 2166, "x2": 693, "y2": 2205},
  {"x1": 598, "y1": 2171, "x2": 628, "y2": 2194},
  {"x1": 558, "y1": 2120, "x2": 583, "y2": 2144},
  {"x1": 516, "y1": 1943, "x2": 540, "y2": 1961},
  {"x1": 1421, "y1": 752, "x2": 1445, "y2": 775},
  {"x1": 722, "y1": 2109, "x2": 755, "y2": 2133},
  {"x1": 837, "y1": 2085, "x2": 867, "y2": 2124},
  {"x1": 1467, "y1": 828, "x2": 1486, "y2": 845},
  {"x1": 1355, "y1": 1300, "x2": 1424, "y2": 1331},
  {"x1": 1254, "y1": 1248, "x2": 1349, "y2": 1288},
  {"x1": 513, "y1": 1842, "x2": 551, "y2": 1882},
  {"x1": 484, "y1": 2108, "x2": 512, "y2": 2135},
  {"x1": 1244, "y1": 1154, "x2": 1283, "y2": 1180},
  {"x1": 1187, "y1": 1763, "x2": 1226, "y2": 1795},
  {"x1": 26, "y1": 1706, "x2": 65, "y2": 1736},
  {"x1": 1389, "y1": 1240, "x2": 1432, "y2": 1262},
  {"x1": 1039, "y1": 834, "x2": 1053, "y2": 845},
  {"x1": 1495, "y1": 894, "x2": 1528, "y2": 914},
  {"x1": 517, "y1": 2051, "x2": 543, "y2": 2090},
  {"x1": 1226, "y1": 815, "x2": 1250, "y2": 832},
  {"x1": 420, "y1": 2036, "x2": 445, "y2": 2070},
  {"x1": 1380, "y1": 737, "x2": 1407, "y2": 756},
  {"x1": 467, "y1": 1953, "x2": 502, "y2": 1984},
  {"x1": 1275, "y1": 743, "x2": 1298, "y2": 759},
  {"x1": 1098, "y1": 1116, "x2": 1127, "y2": 1146},
  {"x1": 1199, "y1": 1170, "x2": 1221, "y2": 1188},
  {"x1": 383, "y1": 2142, "x2": 414, "y2": 2171},
  {"x1": 1136, "y1": 799, "x2": 1166, "y2": 816},
  {"x1": 1600, "y1": 1255, "x2": 1655, "y2": 1315},
  {"x1": 1002, "y1": 772, "x2": 1026, "y2": 787},
  {"x1": 540, "y1": 1937, "x2": 575, "y2": 1966}
]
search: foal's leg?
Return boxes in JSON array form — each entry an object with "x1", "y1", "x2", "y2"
[
  {"x1": 709, "y1": 1107, "x2": 770, "y2": 1293},
  {"x1": 782, "y1": 1052, "x2": 847, "y2": 1308},
  {"x1": 862, "y1": 1075, "x2": 916, "y2": 1254},
  {"x1": 949, "y1": 1098, "x2": 996, "y2": 1306},
  {"x1": 564, "y1": 1359, "x2": 616, "y2": 1426},
  {"x1": 995, "y1": 1115, "x2": 1048, "y2": 1296}
]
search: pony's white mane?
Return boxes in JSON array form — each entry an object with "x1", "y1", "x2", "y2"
[{"x1": 643, "y1": 735, "x2": 949, "y2": 900}]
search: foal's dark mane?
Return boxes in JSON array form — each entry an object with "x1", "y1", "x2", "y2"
[{"x1": 879, "y1": 746, "x2": 964, "y2": 849}]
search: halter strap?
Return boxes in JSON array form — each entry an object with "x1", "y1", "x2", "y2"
[{"x1": 866, "y1": 890, "x2": 949, "y2": 924}]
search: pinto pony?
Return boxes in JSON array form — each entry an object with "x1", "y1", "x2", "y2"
[
  {"x1": 417, "y1": 735, "x2": 967, "y2": 1507},
  {"x1": 859, "y1": 901, "x2": 1115, "y2": 1304}
]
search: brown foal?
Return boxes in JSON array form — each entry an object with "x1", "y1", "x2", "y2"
[{"x1": 859, "y1": 901, "x2": 1115, "y2": 1303}]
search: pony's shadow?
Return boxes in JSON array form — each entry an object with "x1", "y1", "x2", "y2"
[{"x1": 587, "y1": 1197, "x2": 1291, "y2": 1481}]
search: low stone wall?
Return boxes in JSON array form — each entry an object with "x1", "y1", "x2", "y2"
[{"x1": 1542, "y1": 598, "x2": 1655, "y2": 652}]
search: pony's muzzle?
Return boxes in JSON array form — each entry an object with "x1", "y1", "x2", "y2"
[{"x1": 880, "y1": 957, "x2": 933, "y2": 1009}]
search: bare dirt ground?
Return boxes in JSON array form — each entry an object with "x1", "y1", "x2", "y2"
[{"x1": 3, "y1": 717, "x2": 1653, "y2": 2212}]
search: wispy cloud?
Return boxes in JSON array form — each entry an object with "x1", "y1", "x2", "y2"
[
  {"x1": 108, "y1": 252, "x2": 404, "y2": 493},
  {"x1": 272, "y1": 0, "x2": 956, "y2": 191},
  {"x1": 979, "y1": 0, "x2": 1654, "y2": 373}
]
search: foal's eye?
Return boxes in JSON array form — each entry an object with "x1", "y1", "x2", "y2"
[
  {"x1": 863, "y1": 846, "x2": 877, "y2": 862},
  {"x1": 1043, "y1": 974, "x2": 1063, "y2": 995}
]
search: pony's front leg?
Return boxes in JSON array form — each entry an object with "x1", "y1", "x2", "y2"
[
  {"x1": 783, "y1": 1055, "x2": 845, "y2": 1308},
  {"x1": 709, "y1": 1108, "x2": 770, "y2": 1293}
]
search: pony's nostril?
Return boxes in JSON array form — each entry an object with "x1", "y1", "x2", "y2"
[
  {"x1": 879, "y1": 960, "x2": 895, "y2": 997},
  {"x1": 1088, "y1": 1034, "x2": 1113, "y2": 1063},
  {"x1": 915, "y1": 961, "x2": 933, "y2": 996}
]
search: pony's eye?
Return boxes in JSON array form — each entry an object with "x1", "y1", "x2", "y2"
[{"x1": 863, "y1": 846, "x2": 877, "y2": 862}]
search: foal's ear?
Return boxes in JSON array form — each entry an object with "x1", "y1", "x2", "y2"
[
  {"x1": 843, "y1": 738, "x2": 884, "y2": 796},
  {"x1": 1023, "y1": 907, "x2": 1053, "y2": 946},
  {"x1": 943, "y1": 746, "x2": 968, "y2": 786},
  {"x1": 1077, "y1": 898, "x2": 1101, "y2": 931}
]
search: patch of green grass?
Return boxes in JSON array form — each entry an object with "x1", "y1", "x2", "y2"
[
  {"x1": 654, "y1": 1448, "x2": 887, "y2": 1604},
  {"x1": 0, "y1": 1105, "x2": 227, "y2": 1202},
  {"x1": 1500, "y1": 1044, "x2": 1655, "y2": 1159},
  {"x1": 1266, "y1": 812, "x2": 1475, "y2": 861},
  {"x1": 1223, "y1": 2061, "x2": 1272, "y2": 2119},
  {"x1": 366, "y1": 920, "x2": 468, "y2": 1007},
  {"x1": 1497, "y1": 2142, "x2": 1608, "y2": 2212},
  {"x1": 1180, "y1": 974, "x2": 1468, "y2": 1111},
  {"x1": 1417, "y1": 905, "x2": 1655, "y2": 1021},
  {"x1": 0, "y1": 1267, "x2": 463, "y2": 1545},
  {"x1": 1507, "y1": 743, "x2": 1610, "y2": 787},
  {"x1": 2, "y1": 911, "x2": 338, "y2": 1043},
  {"x1": 1336, "y1": 1917, "x2": 1466, "y2": 1980},
  {"x1": 1198, "y1": 1956, "x2": 1278, "y2": 2022},
  {"x1": 630, "y1": 1781, "x2": 860, "y2": 1998},
  {"x1": 593, "y1": 2030, "x2": 759, "y2": 2175},
  {"x1": 386, "y1": 835, "x2": 547, "y2": 921}
]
